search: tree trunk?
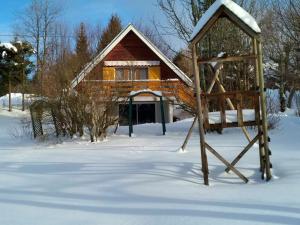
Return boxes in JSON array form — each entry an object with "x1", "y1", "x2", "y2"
[
  {"x1": 287, "y1": 86, "x2": 296, "y2": 108},
  {"x1": 279, "y1": 58, "x2": 286, "y2": 112},
  {"x1": 22, "y1": 66, "x2": 25, "y2": 111},
  {"x1": 8, "y1": 72, "x2": 12, "y2": 112}
]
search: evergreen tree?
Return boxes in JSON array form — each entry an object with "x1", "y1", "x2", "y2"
[
  {"x1": 97, "y1": 14, "x2": 122, "y2": 52},
  {"x1": 12, "y1": 40, "x2": 35, "y2": 111},
  {"x1": 75, "y1": 22, "x2": 90, "y2": 70},
  {"x1": 0, "y1": 42, "x2": 18, "y2": 111}
]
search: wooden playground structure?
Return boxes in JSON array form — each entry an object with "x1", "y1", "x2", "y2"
[{"x1": 188, "y1": 0, "x2": 272, "y2": 185}]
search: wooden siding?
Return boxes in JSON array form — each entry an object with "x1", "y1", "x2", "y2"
[
  {"x1": 103, "y1": 31, "x2": 179, "y2": 81},
  {"x1": 148, "y1": 66, "x2": 160, "y2": 80},
  {"x1": 103, "y1": 67, "x2": 115, "y2": 80}
]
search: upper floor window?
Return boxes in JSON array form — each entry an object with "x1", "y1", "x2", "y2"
[{"x1": 116, "y1": 67, "x2": 148, "y2": 81}]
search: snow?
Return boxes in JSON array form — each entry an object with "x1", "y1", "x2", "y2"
[
  {"x1": 210, "y1": 52, "x2": 226, "y2": 68},
  {"x1": 130, "y1": 89, "x2": 162, "y2": 97},
  {"x1": 0, "y1": 42, "x2": 17, "y2": 53},
  {"x1": 1, "y1": 99, "x2": 300, "y2": 224},
  {"x1": 2, "y1": 51, "x2": 7, "y2": 58},
  {"x1": 190, "y1": 0, "x2": 261, "y2": 42}
]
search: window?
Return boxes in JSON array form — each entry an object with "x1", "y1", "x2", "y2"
[
  {"x1": 116, "y1": 68, "x2": 124, "y2": 80},
  {"x1": 116, "y1": 67, "x2": 148, "y2": 80},
  {"x1": 139, "y1": 68, "x2": 148, "y2": 80}
]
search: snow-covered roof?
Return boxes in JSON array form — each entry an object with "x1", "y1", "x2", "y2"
[
  {"x1": 0, "y1": 43, "x2": 17, "y2": 53},
  {"x1": 129, "y1": 89, "x2": 162, "y2": 97},
  {"x1": 71, "y1": 24, "x2": 193, "y2": 88},
  {"x1": 104, "y1": 61, "x2": 160, "y2": 67},
  {"x1": 190, "y1": 0, "x2": 261, "y2": 42}
]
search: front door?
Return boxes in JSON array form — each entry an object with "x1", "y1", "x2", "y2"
[
  {"x1": 119, "y1": 103, "x2": 156, "y2": 125},
  {"x1": 137, "y1": 104, "x2": 155, "y2": 124}
]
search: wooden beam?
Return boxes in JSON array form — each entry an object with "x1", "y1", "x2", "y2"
[
  {"x1": 207, "y1": 65, "x2": 221, "y2": 94},
  {"x1": 216, "y1": 80, "x2": 252, "y2": 142},
  {"x1": 205, "y1": 143, "x2": 249, "y2": 183},
  {"x1": 257, "y1": 39, "x2": 272, "y2": 181},
  {"x1": 222, "y1": 7, "x2": 260, "y2": 39},
  {"x1": 190, "y1": 7, "x2": 224, "y2": 46},
  {"x1": 198, "y1": 55, "x2": 257, "y2": 64},
  {"x1": 225, "y1": 134, "x2": 260, "y2": 173},
  {"x1": 180, "y1": 116, "x2": 197, "y2": 152},
  {"x1": 192, "y1": 44, "x2": 210, "y2": 185}
]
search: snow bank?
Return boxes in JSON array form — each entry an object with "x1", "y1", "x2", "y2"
[{"x1": 190, "y1": 0, "x2": 261, "y2": 42}]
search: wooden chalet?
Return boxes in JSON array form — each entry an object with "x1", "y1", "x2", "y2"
[{"x1": 71, "y1": 24, "x2": 194, "y2": 126}]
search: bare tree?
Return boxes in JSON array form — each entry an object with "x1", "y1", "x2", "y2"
[{"x1": 15, "y1": 0, "x2": 61, "y2": 95}]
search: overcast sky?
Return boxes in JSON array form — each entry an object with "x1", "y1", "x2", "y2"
[{"x1": 0, "y1": 0, "x2": 185, "y2": 49}]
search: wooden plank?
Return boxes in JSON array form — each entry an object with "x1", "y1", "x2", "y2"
[
  {"x1": 198, "y1": 55, "x2": 257, "y2": 64},
  {"x1": 257, "y1": 40, "x2": 272, "y2": 181},
  {"x1": 202, "y1": 97, "x2": 210, "y2": 129},
  {"x1": 181, "y1": 116, "x2": 198, "y2": 151},
  {"x1": 236, "y1": 93, "x2": 244, "y2": 127},
  {"x1": 205, "y1": 143, "x2": 248, "y2": 183},
  {"x1": 192, "y1": 44, "x2": 210, "y2": 185},
  {"x1": 219, "y1": 94, "x2": 226, "y2": 127},
  {"x1": 225, "y1": 134, "x2": 260, "y2": 173}
]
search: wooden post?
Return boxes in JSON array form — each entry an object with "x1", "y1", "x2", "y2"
[
  {"x1": 129, "y1": 97, "x2": 133, "y2": 137},
  {"x1": 181, "y1": 116, "x2": 197, "y2": 151},
  {"x1": 22, "y1": 66, "x2": 25, "y2": 111},
  {"x1": 205, "y1": 143, "x2": 248, "y2": 183},
  {"x1": 30, "y1": 106, "x2": 37, "y2": 138},
  {"x1": 160, "y1": 96, "x2": 166, "y2": 135},
  {"x1": 217, "y1": 80, "x2": 252, "y2": 142},
  {"x1": 225, "y1": 134, "x2": 260, "y2": 173},
  {"x1": 253, "y1": 38, "x2": 265, "y2": 175},
  {"x1": 113, "y1": 123, "x2": 119, "y2": 134},
  {"x1": 257, "y1": 39, "x2": 272, "y2": 181},
  {"x1": 8, "y1": 71, "x2": 12, "y2": 112},
  {"x1": 192, "y1": 44, "x2": 209, "y2": 185},
  {"x1": 254, "y1": 94, "x2": 264, "y2": 174}
]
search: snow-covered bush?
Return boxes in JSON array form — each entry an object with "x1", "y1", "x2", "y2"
[
  {"x1": 49, "y1": 85, "x2": 123, "y2": 142},
  {"x1": 266, "y1": 89, "x2": 281, "y2": 129}
]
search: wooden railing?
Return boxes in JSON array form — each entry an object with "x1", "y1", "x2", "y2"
[
  {"x1": 81, "y1": 80, "x2": 260, "y2": 129},
  {"x1": 82, "y1": 79, "x2": 196, "y2": 105},
  {"x1": 200, "y1": 91, "x2": 260, "y2": 129}
]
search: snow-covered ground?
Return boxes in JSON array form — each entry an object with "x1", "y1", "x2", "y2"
[{"x1": 0, "y1": 107, "x2": 300, "y2": 225}]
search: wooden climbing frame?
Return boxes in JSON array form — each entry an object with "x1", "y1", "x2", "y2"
[{"x1": 189, "y1": 2, "x2": 272, "y2": 185}]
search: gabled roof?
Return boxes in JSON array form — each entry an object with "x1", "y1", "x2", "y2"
[
  {"x1": 71, "y1": 24, "x2": 193, "y2": 88},
  {"x1": 190, "y1": 0, "x2": 261, "y2": 43}
]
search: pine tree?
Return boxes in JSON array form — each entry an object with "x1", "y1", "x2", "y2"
[
  {"x1": 12, "y1": 39, "x2": 35, "y2": 111},
  {"x1": 97, "y1": 14, "x2": 122, "y2": 52},
  {"x1": 0, "y1": 42, "x2": 18, "y2": 111},
  {"x1": 75, "y1": 22, "x2": 90, "y2": 70}
]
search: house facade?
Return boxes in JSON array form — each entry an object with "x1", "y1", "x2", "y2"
[{"x1": 71, "y1": 24, "x2": 194, "y2": 125}]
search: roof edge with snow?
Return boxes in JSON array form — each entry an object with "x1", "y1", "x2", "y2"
[
  {"x1": 71, "y1": 24, "x2": 193, "y2": 88},
  {"x1": 190, "y1": 0, "x2": 261, "y2": 43}
]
